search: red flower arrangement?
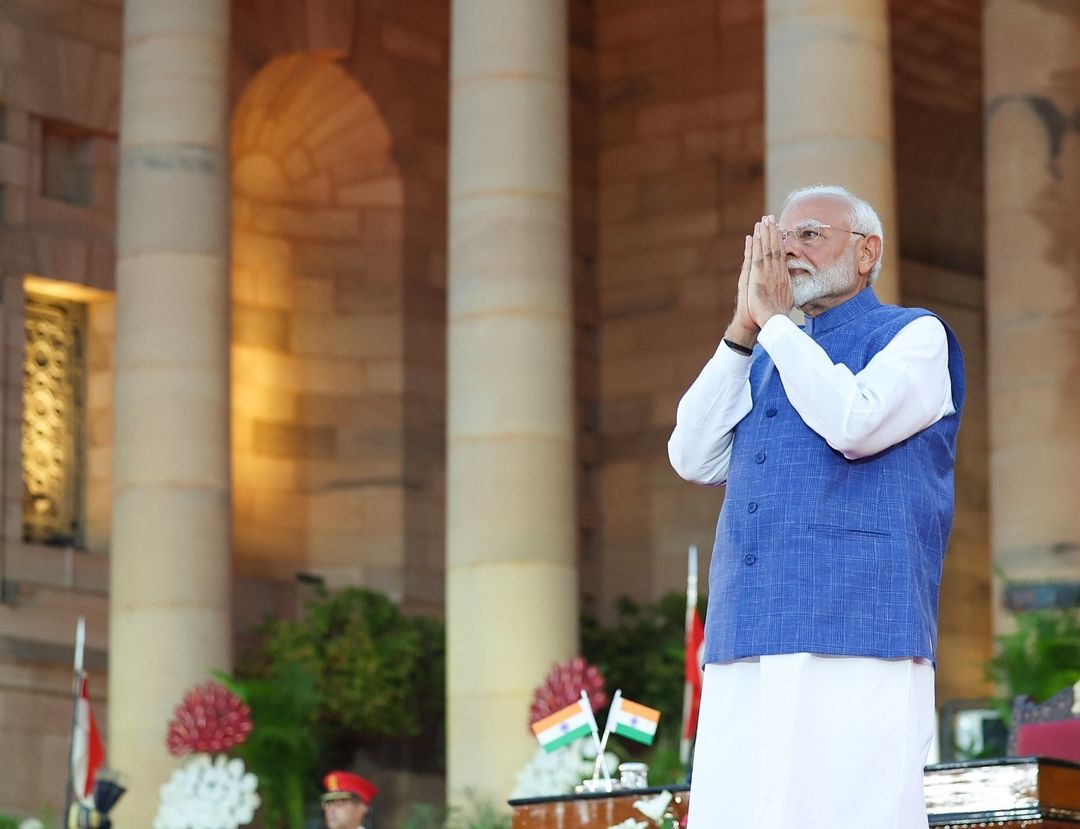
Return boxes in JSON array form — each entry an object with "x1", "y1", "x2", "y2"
[
  {"x1": 527, "y1": 656, "x2": 608, "y2": 730},
  {"x1": 165, "y1": 680, "x2": 254, "y2": 757}
]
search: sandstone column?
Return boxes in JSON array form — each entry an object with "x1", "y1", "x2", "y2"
[
  {"x1": 766, "y1": 0, "x2": 900, "y2": 302},
  {"x1": 108, "y1": 1, "x2": 232, "y2": 825},
  {"x1": 447, "y1": 0, "x2": 577, "y2": 802},
  {"x1": 985, "y1": 0, "x2": 1080, "y2": 631}
]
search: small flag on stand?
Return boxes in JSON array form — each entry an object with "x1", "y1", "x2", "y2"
[
  {"x1": 605, "y1": 691, "x2": 661, "y2": 746},
  {"x1": 530, "y1": 698, "x2": 596, "y2": 753}
]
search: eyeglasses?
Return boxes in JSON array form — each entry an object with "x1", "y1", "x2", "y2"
[{"x1": 779, "y1": 222, "x2": 867, "y2": 246}]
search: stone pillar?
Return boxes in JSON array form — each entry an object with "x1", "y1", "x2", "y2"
[
  {"x1": 447, "y1": 0, "x2": 577, "y2": 803},
  {"x1": 108, "y1": 2, "x2": 232, "y2": 825},
  {"x1": 984, "y1": 1, "x2": 1080, "y2": 631},
  {"x1": 765, "y1": 0, "x2": 900, "y2": 302}
]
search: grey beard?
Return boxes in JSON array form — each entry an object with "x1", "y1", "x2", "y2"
[{"x1": 789, "y1": 251, "x2": 857, "y2": 309}]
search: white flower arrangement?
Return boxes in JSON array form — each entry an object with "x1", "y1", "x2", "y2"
[
  {"x1": 510, "y1": 739, "x2": 620, "y2": 799},
  {"x1": 153, "y1": 754, "x2": 260, "y2": 829}
]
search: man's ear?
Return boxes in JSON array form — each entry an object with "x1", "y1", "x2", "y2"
[{"x1": 858, "y1": 235, "x2": 882, "y2": 278}]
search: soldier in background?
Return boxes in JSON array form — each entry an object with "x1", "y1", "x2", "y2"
[{"x1": 321, "y1": 771, "x2": 378, "y2": 829}]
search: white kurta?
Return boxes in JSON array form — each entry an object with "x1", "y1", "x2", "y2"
[
  {"x1": 673, "y1": 312, "x2": 956, "y2": 829},
  {"x1": 689, "y1": 655, "x2": 936, "y2": 829}
]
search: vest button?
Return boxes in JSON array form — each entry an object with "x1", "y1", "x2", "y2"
[
  {"x1": 755, "y1": 452, "x2": 766, "y2": 464},
  {"x1": 765, "y1": 407, "x2": 777, "y2": 418},
  {"x1": 743, "y1": 554, "x2": 756, "y2": 565},
  {"x1": 747, "y1": 501, "x2": 758, "y2": 513}
]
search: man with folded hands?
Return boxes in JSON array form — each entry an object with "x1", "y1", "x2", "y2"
[{"x1": 670, "y1": 184, "x2": 964, "y2": 829}]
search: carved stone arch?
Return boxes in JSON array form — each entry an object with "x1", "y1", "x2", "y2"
[
  {"x1": 230, "y1": 51, "x2": 407, "y2": 590},
  {"x1": 232, "y1": 50, "x2": 398, "y2": 206}
]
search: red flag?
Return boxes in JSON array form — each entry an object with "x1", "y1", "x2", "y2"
[
  {"x1": 72, "y1": 673, "x2": 104, "y2": 806},
  {"x1": 680, "y1": 606, "x2": 705, "y2": 761}
]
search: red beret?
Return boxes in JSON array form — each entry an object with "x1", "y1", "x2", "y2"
[{"x1": 321, "y1": 771, "x2": 378, "y2": 805}]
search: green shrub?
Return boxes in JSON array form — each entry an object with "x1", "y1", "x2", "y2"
[
  {"x1": 246, "y1": 587, "x2": 444, "y2": 739},
  {"x1": 237, "y1": 586, "x2": 446, "y2": 814},
  {"x1": 218, "y1": 663, "x2": 324, "y2": 829}
]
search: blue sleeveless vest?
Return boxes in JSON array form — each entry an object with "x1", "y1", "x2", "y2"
[{"x1": 704, "y1": 288, "x2": 965, "y2": 664}]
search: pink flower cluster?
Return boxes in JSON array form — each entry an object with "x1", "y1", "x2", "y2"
[
  {"x1": 528, "y1": 656, "x2": 608, "y2": 729},
  {"x1": 166, "y1": 681, "x2": 254, "y2": 757}
]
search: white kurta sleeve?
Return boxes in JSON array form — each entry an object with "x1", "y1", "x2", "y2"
[
  {"x1": 668, "y1": 343, "x2": 755, "y2": 485},
  {"x1": 755, "y1": 314, "x2": 955, "y2": 460}
]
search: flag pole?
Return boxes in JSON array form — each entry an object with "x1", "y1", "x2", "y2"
[
  {"x1": 591, "y1": 688, "x2": 620, "y2": 782},
  {"x1": 63, "y1": 617, "x2": 86, "y2": 829},
  {"x1": 680, "y1": 546, "x2": 698, "y2": 765},
  {"x1": 581, "y1": 689, "x2": 612, "y2": 784}
]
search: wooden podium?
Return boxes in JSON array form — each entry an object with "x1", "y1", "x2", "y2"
[
  {"x1": 924, "y1": 758, "x2": 1080, "y2": 828},
  {"x1": 508, "y1": 758, "x2": 1080, "y2": 828},
  {"x1": 510, "y1": 784, "x2": 689, "y2": 829}
]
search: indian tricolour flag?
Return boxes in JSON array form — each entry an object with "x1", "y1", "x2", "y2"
[
  {"x1": 530, "y1": 699, "x2": 594, "y2": 753},
  {"x1": 607, "y1": 692, "x2": 661, "y2": 745}
]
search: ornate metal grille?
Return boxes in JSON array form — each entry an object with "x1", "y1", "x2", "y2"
[{"x1": 22, "y1": 293, "x2": 86, "y2": 546}]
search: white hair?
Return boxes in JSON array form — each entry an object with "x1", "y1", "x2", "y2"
[{"x1": 781, "y1": 184, "x2": 884, "y2": 284}]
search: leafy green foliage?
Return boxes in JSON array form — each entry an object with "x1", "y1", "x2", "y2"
[
  {"x1": 248, "y1": 588, "x2": 441, "y2": 738},
  {"x1": 217, "y1": 664, "x2": 324, "y2": 829},
  {"x1": 986, "y1": 608, "x2": 1080, "y2": 723},
  {"x1": 238, "y1": 587, "x2": 446, "y2": 790},
  {"x1": 0, "y1": 814, "x2": 19, "y2": 829}
]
